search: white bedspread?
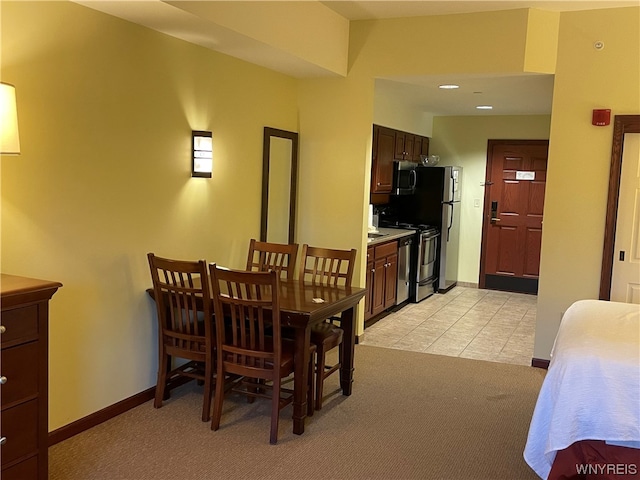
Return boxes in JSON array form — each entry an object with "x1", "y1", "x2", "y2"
[{"x1": 524, "y1": 299, "x2": 640, "y2": 479}]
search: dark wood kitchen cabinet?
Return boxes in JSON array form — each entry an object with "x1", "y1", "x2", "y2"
[
  {"x1": 371, "y1": 125, "x2": 395, "y2": 194},
  {"x1": 394, "y1": 131, "x2": 415, "y2": 161},
  {"x1": 370, "y1": 125, "x2": 431, "y2": 200},
  {"x1": 419, "y1": 136, "x2": 430, "y2": 158},
  {"x1": 364, "y1": 247, "x2": 375, "y2": 320},
  {"x1": 365, "y1": 240, "x2": 398, "y2": 321},
  {"x1": 397, "y1": 132, "x2": 430, "y2": 162},
  {"x1": 1, "y1": 274, "x2": 62, "y2": 480}
]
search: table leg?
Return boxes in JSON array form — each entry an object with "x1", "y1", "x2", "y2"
[
  {"x1": 339, "y1": 306, "x2": 355, "y2": 396},
  {"x1": 292, "y1": 325, "x2": 311, "y2": 435}
]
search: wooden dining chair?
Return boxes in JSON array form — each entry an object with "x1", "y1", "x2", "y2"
[
  {"x1": 299, "y1": 244, "x2": 357, "y2": 411},
  {"x1": 147, "y1": 253, "x2": 215, "y2": 422},
  {"x1": 209, "y1": 264, "x2": 309, "y2": 444},
  {"x1": 246, "y1": 238, "x2": 298, "y2": 280}
]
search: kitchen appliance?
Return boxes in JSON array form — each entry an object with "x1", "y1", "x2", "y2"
[
  {"x1": 384, "y1": 165, "x2": 462, "y2": 293},
  {"x1": 396, "y1": 235, "x2": 414, "y2": 304},
  {"x1": 415, "y1": 226, "x2": 440, "y2": 301},
  {"x1": 412, "y1": 166, "x2": 462, "y2": 292},
  {"x1": 378, "y1": 220, "x2": 439, "y2": 303},
  {"x1": 392, "y1": 161, "x2": 417, "y2": 195}
]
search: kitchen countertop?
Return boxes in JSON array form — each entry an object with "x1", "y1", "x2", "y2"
[{"x1": 367, "y1": 227, "x2": 416, "y2": 246}]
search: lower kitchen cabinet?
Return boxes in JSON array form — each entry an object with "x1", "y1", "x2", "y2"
[
  {"x1": 1, "y1": 274, "x2": 62, "y2": 480},
  {"x1": 365, "y1": 240, "x2": 398, "y2": 321}
]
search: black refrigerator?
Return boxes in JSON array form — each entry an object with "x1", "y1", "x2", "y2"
[{"x1": 391, "y1": 165, "x2": 462, "y2": 292}]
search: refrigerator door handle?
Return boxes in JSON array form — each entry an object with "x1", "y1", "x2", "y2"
[
  {"x1": 446, "y1": 202, "x2": 454, "y2": 241},
  {"x1": 449, "y1": 171, "x2": 455, "y2": 202},
  {"x1": 409, "y1": 169, "x2": 417, "y2": 189}
]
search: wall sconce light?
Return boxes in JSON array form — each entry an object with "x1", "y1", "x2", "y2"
[
  {"x1": 192, "y1": 130, "x2": 212, "y2": 178},
  {"x1": 0, "y1": 82, "x2": 21, "y2": 155}
]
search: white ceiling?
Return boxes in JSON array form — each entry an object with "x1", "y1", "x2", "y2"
[{"x1": 74, "y1": 1, "x2": 638, "y2": 116}]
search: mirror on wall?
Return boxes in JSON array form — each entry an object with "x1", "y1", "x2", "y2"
[
  {"x1": 260, "y1": 127, "x2": 298, "y2": 244},
  {"x1": 600, "y1": 115, "x2": 640, "y2": 300}
]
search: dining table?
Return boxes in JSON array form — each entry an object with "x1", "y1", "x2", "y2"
[{"x1": 147, "y1": 275, "x2": 367, "y2": 435}]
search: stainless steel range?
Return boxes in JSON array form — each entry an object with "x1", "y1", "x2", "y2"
[{"x1": 380, "y1": 221, "x2": 440, "y2": 303}]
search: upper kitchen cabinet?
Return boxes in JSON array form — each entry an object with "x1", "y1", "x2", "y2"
[
  {"x1": 394, "y1": 131, "x2": 413, "y2": 161},
  {"x1": 419, "y1": 136, "x2": 430, "y2": 158},
  {"x1": 371, "y1": 124, "x2": 431, "y2": 197},
  {"x1": 394, "y1": 130, "x2": 430, "y2": 162},
  {"x1": 371, "y1": 125, "x2": 395, "y2": 194}
]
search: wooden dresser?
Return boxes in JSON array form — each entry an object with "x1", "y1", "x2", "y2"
[{"x1": 1, "y1": 274, "x2": 62, "y2": 480}]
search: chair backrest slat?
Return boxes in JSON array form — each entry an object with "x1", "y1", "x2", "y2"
[
  {"x1": 299, "y1": 245, "x2": 357, "y2": 287},
  {"x1": 148, "y1": 253, "x2": 213, "y2": 354},
  {"x1": 210, "y1": 264, "x2": 281, "y2": 376},
  {"x1": 246, "y1": 238, "x2": 298, "y2": 280}
]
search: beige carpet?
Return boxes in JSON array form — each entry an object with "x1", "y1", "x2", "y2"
[{"x1": 49, "y1": 345, "x2": 546, "y2": 480}]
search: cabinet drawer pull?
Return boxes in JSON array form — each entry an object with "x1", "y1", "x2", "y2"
[
  {"x1": 0, "y1": 437, "x2": 6, "y2": 446},
  {"x1": 0, "y1": 325, "x2": 5, "y2": 334},
  {"x1": 0, "y1": 376, "x2": 6, "y2": 385}
]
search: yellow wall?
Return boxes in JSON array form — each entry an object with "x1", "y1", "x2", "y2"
[
  {"x1": 2, "y1": 1, "x2": 638, "y2": 432},
  {"x1": 298, "y1": 8, "x2": 560, "y2": 335},
  {"x1": 347, "y1": 10, "x2": 533, "y2": 76},
  {"x1": 536, "y1": 6, "x2": 640, "y2": 359},
  {"x1": 430, "y1": 115, "x2": 551, "y2": 284},
  {"x1": 168, "y1": 1, "x2": 349, "y2": 76},
  {"x1": 373, "y1": 81, "x2": 434, "y2": 137},
  {"x1": 1, "y1": 1, "x2": 298, "y2": 430},
  {"x1": 524, "y1": 9, "x2": 560, "y2": 74}
]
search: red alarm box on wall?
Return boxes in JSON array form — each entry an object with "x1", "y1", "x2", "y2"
[{"x1": 592, "y1": 109, "x2": 611, "y2": 126}]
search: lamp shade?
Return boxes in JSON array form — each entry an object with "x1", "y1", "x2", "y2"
[{"x1": 1, "y1": 82, "x2": 20, "y2": 154}]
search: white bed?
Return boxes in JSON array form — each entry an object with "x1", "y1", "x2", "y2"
[{"x1": 524, "y1": 299, "x2": 640, "y2": 479}]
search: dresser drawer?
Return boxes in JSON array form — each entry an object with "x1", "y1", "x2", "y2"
[
  {"x1": 2, "y1": 455, "x2": 38, "y2": 480},
  {"x1": 1, "y1": 305, "x2": 38, "y2": 347},
  {"x1": 1, "y1": 341, "x2": 39, "y2": 407},
  {"x1": 0, "y1": 399, "x2": 39, "y2": 465}
]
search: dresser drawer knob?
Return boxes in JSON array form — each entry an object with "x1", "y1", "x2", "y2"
[
  {"x1": 0, "y1": 376, "x2": 6, "y2": 385},
  {"x1": 0, "y1": 325, "x2": 5, "y2": 334},
  {"x1": 0, "y1": 437, "x2": 6, "y2": 446}
]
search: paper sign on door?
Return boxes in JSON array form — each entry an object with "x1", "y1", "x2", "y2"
[{"x1": 516, "y1": 171, "x2": 535, "y2": 180}]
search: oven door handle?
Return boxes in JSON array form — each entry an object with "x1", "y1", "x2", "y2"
[{"x1": 415, "y1": 235, "x2": 423, "y2": 283}]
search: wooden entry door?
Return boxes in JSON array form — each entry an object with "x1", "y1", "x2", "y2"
[{"x1": 480, "y1": 140, "x2": 549, "y2": 294}]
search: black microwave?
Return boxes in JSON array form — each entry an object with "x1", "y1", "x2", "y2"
[{"x1": 392, "y1": 161, "x2": 417, "y2": 195}]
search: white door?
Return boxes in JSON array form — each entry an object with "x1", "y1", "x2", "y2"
[{"x1": 611, "y1": 133, "x2": 640, "y2": 304}]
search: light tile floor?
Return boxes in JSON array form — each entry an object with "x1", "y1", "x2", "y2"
[{"x1": 361, "y1": 286, "x2": 537, "y2": 366}]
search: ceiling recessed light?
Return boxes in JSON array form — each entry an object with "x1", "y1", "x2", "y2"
[
  {"x1": 438, "y1": 84, "x2": 460, "y2": 89},
  {"x1": 476, "y1": 105, "x2": 493, "y2": 110}
]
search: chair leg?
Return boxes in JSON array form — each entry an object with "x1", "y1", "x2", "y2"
[
  {"x1": 211, "y1": 365, "x2": 225, "y2": 431},
  {"x1": 270, "y1": 376, "x2": 281, "y2": 444},
  {"x1": 201, "y1": 363, "x2": 213, "y2": 422},
  {"x1": 315, "y1": 345, "x2": 326, "y2": 411},
  {"x1": 154, "y1": 353, "x2": 169, "y2": 408},
  {"x1": 307, "y1": 351, "x2": 315, "y2": 417}
]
